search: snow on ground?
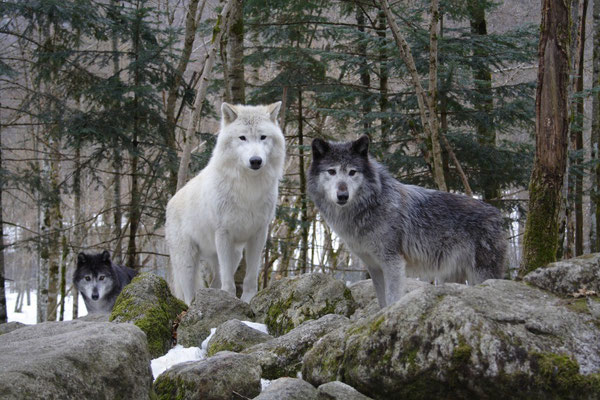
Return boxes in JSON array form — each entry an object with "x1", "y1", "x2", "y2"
[{"x1": 6, "y1": 289, "x2": 88, "y2": 324}]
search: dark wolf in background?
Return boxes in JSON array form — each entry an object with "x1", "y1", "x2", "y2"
[
  {"x1": 307, "y1": 135, "x2": 506, "y2": 308},
  {"x1": 73, "y1": 251, "x2": 138, "y2": 314}
]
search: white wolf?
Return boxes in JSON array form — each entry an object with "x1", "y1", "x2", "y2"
[{"x1": 166, "y1": 102, "x2": 285, "y2": 304}]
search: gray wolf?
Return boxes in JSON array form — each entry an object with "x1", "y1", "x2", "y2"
[
  {"x1": 307, "y1": 135, "x2": 506, "y2": 308},
  {"x1": 165, "y1": 102, "x2": 285, "y2": 304},
  {"x1": 73, "y1": 250, "x2": 138, "y2": 314}
]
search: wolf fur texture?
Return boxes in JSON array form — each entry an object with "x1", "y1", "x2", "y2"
[
  {"x1": 307, "y1": 135, "x2": 506, "y2": 308},
  {"x1": 166, "y1": 102, "x2": 285, "y2": 304},
  {"x1": 73, "y1": 251, "x2": 138, "y2": 314}
]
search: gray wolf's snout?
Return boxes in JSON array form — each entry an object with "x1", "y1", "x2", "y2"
[
  {"x1": 337, "y1": 182, "x2": 349, "y2": 205},
  {"x1": 91, "y1": 289, "x2": 99, "y2": 300},
  {"x1": 250, "y1": 156, "x2": 263, "y2": 170}
]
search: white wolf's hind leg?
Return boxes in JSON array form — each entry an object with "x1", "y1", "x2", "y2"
[
  {"x1": 170, "y1": 246, "x2": 198, "y2": 305},
  {"x1": 241, "y1": 227, "x2": 268, "y2": 303},
  {"x1": 215, "y1": 231, "x2": 243, "y2": 297}
]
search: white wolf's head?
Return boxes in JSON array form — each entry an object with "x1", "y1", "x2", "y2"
[{"x1": 213, "y1": 102, "x2": 285, "y2": 177}]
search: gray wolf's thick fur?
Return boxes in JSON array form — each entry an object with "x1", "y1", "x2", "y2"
[
  {"x1": 73, "y1": 250, "x2": 137, "y2": 314},
  {"x1": 165, "y1": 102, "x2": 284, "y2": 304},
  {"x1": 307, "y1": 135, "x2": 506, "y2": 308}
]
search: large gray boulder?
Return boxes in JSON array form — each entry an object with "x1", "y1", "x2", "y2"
[
  {"x1": 207, "y1": 319, "x2": 273, "y2": 356},
  {"x1": 177, "y1": 288, "x2": 255, "y2": 347},
  {"x1": 303, "y1": 279, "x2": 600, "y2": 399},
  {"x1": 0, "y1": 321, "x2": 26, "y2": 335},
  {"x1": 317, "y1": 381, "x2": 373, "y2": 400},
  {"x1": 0, "y1": 320, "x2": 152, "y2": 399},
  {"x1": 250, "y1": 273, "x2": 357, "y2": 336},
  {"x1": 254, "y1": 377, "x2": 318, "y2": 400},
  {"x1": 110, "y1": 272, "x2": 187, "y2": 358},
  {"x1": 524, "y1": 253, "x2": 600, "y2": 296},
  {"x1": 153, "y1": 351, "x2": 261, "y2": 400},
  {"x1": 244, "y1": 314, "x2": 350, "y2": 379}
]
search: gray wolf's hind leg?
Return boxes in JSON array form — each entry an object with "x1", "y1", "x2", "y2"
[{"x1": 241, "y1": 226, "x2": 268, "y2": 303}]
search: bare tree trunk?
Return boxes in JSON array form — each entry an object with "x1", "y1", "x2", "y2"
[
  {"x1": 298, "y1": 89, "x2": 309, "y2": 274},
  {"x1": 380, "y1": 0, "x2": 447, "y2": 191},
  {"x1": 227, "y1": 0, "x2": 245, "y2": 104},
  {"x1": 592, "y1": 0, "x2": 600, "y2": 251},
  {"x1": 72, "y1": 144, "x2": 83, "y2": 319},
  {"x1": 165, "y1": 0, "x2": 206, "y2": 195},
  {"x1": 0, "y1": 112, "x2": 6, "y2": 324},
  {"x1": 111, "y1": 2, "x2": 123, "y2": 262},
  {"x1": 377, "y1": 7, "x2": 389, "y2": 139},
  {"x1": 357, "y1": 6, "x2": 371, "y2": 135},
  {"x1": 176, "y1": 0, "x2": 238, "y2": 191},
  {"x1": 520, "y1": 0, "x2": 571, "y2": 276}
]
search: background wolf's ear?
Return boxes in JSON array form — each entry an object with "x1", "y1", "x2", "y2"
[
  {"x1": 221, "y1": 102, "x2": 238, "y2": 125},
  {"x1": 77, "y1": 253, "x2": 86, "y2": 265},
  {"x1": 312, "y1": 138, "x2": 330, "y2": 159},
  {"x1": 351, "y1": 135, "x2": 369, "y2": 157},
  {"x1": 101, "y1": 250, "x2": 111, "y2": 263},
  {"x1": 268, "y1": 101, "x2": 282, "y2": 124}
]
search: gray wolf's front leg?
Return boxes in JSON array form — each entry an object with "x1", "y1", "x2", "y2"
[
  {"x1": 241, "y1": 226, "x2": 268, "y2": 303},
  {"x1": 382, "y1": 256, "x2": 406, "y2": 306},
  {"x1": 215, "y1": 230, "x2": 243, "y2": 297}
]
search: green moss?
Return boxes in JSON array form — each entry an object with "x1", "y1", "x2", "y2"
[
  {"x1": 564, "y1": 298, "x2": 590, "y2": 314},
  {"x1": 207, "y1": 341, "x2": 238, "y2": 357},
  {"x1": 265, "y1": 291, "x2": 296, "y2": 336},
  {"x1": 110, "y1": 273, "x2": 188, "y2": 358},
  {"x1": 153, "y1": 375, "x2": 196, "y2": 400},
  {"x1": 531, "y1": 352, "x2": 600, "y2": 396}
]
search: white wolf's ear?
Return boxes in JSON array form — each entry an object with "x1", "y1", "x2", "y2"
[
  {"x1": 312, "y1": 138, "x2": 330, "y2": 159},
  {"x1": 77, "y1": 253, "x2": 87, "y2": 265},
  {"x1": 267, "y1": 101, "x2": 282, "y2": 124},
  {"x1": 101, "y1": 250, "x2": 111, "y2": 263},
  {"x1": 352, "y1": 135, "x2": 370, "y2": 158},
  {"x1": 221, "y1": 102, "x2": 238, "y2": 125}
]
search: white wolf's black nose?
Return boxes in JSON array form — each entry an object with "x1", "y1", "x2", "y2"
[{"x1": 250, "y1": 156, "x2": 262, "y2": 170}]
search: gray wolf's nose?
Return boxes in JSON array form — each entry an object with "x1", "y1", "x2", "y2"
[
  {"x1": 92, "y1": 293, "x2": 99, "y2": 300},
  {"x1": 337, "y1": 191, "x2": 349, "y2": 204},
  {"x1": 250, "y1": 156, "x2": 262, "y2": 169}
]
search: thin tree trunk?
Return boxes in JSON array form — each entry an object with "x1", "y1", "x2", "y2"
[
  {"x1": 176, "y1": 0, "x2": 237, "y2": 191},
  {"x1": 592, "y1": 0, "x2": 600, "y2": 251},
  {"x1": 377, "y1": 7, "x2": 389, "y2": 139},
  {"x1": 45, "y1": 136, "x2": 62, "y2": 322},
  {"x1": 227, "y1": 0, "x2": 245, "y2": 104},
  {"x1": 298, "y1": 89, "x2": 309, "y2": 274},
  {"x1": 0, "y1": 113, "x2": 6, "y2": 324},
  {"x1": 111, "y1": 2, "x2": 123, "y2": 262},
  {"x1": 470, "y1": 2, "x2": 498, "y2": 204},
  {"x1": 72, "y1": 144, "x2": 83, "y2": 319},
  {"x1": 520, "y1": 0, "x2": 571, "y2": 276},
  {"x1": 357, "y1": 6, "x2": 371, "y2": 135},
  {"x1": 380, "y1": 0, "x2": 447, "y2": 191}
]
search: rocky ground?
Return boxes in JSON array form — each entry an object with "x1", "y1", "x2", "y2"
[{"x1": 1, "y1": 254, "x2": 600, "y2": 399}]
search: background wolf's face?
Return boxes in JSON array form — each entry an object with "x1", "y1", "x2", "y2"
[
  {"x1": 309, "y1": 136, "x2": 370, "y2": 207},
  {"x1": 74, "y1": 252, "x2": 116, "y2": 302},
  {"x1": 216, "y1": 102, "x2": 284, "y2": 173}
]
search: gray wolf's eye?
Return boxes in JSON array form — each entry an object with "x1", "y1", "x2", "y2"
[
  {"x1": 349, "y1": 170, "x2": 356, "y2": 176},
  {"x1": 327, "y1": 169, "x2": 336, "y2": 176},
  {"x1": 260, "y1": 135, "x2": 267, "y2": 140},
  {"x1": 85, "y1": 276, "x2": 91, "y2": 281},
  {"x1": 99, "y1": 275, "x2": 105, "y2": 281},
  {"x1": 239, "y1": 136, "x2": 246, "y2": 141}
]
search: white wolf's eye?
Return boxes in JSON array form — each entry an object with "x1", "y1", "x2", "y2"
[
  {"x1": 260, "y1": 135, "x2": 267, "y2": 140},
  {"x1": 327, "y1": 169, "x2": 336, "y2": 176},
  {"x1": 349, "y1": 170, "x2": 357, "y2": 176},
  {"x1": 239, "y1": 136, "x2": 246, "y2": 141}
]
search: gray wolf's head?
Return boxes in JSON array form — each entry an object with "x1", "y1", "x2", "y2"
[
  {"x1": 73, "y1": 250, "x2": 116, "y2": 302},
  {"x1": 214, "y1": 102, "x2": 285, "y2": 175},
  {"x1": 309, "y1": 135, "x2": 372, "y2": 207}
]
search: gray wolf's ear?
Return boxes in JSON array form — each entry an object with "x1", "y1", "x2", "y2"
[
  {"x1": 77, "y1": 252, "x2": 86, "y2": 264},
  {"x1": 267, "y1": 101, "x2": 282, "y2": 124},
  {"x1": 101, "y1": 250, "x2": 111, "y2": 263},
  {"x1": 351, "y1": 135, "x2": 369, "y2": 158},
  {"x1": 312, "y1": 138, "x2": 330, "y2": 159},
  {"x1": 221, "y1": 102, "x2": 238, "y2": 125}
]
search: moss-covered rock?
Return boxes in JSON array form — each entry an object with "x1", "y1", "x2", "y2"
[
  {"x1": 254, "y1": 377, "x2": 318, "y2": 400},
  {"x1": 250, "y1": 273, "x2": 357, "y2": 336},
  {"x1": 207, "y1": 319, "x2": 272, "y2": 357},
  {"x1": 110, "y1": 272, "x2": 187, "y2": 358},
  {"x1": 153, "y1": 351, "x2": 261, "y2": 400},
  {"x1": 177, "y1": 288, "x2": 255, "y2": 347},
  {"x1": 303, "y1": 279, "x2": 600, "y2": 399}
]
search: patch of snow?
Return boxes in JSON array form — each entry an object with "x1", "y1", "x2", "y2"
[
  {"x1": 261, "y1": 378, "x2": 272, "y2": 391},
  {"x1": 151, "y1": 345, "x2": 203, "y2": 379},
  {"x1": 240, "y1": 320, "x2": 269, "y2": 334},
  {"x1": 5, "y1": 289, "x2": 88, "y2": 324}
]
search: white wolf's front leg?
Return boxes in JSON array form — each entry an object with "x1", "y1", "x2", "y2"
[
  {"x1": 215, "y1": 230, "x2": 243, "y2": 297},
  {"x1": 241, "y1": 226, "x2": 268, "y2": 303}
]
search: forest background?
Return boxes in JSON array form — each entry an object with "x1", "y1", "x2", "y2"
[{"x1": 0, "y1": 0, "x2": 595, "y2": 323}]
